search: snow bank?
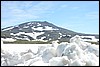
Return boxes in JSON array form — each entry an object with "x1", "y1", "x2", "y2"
[{"x1": 1, "y1": 35, "x2": 99, "y2": 66}]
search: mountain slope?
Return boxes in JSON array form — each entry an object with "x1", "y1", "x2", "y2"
[{"x1": 1, "y1": 21, "x2": 99, "y2": 42}]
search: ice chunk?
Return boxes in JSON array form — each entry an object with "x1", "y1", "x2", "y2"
[
  {"x1": 42, "y1": 47, "x2": 57, "y2": 63},
  {"x1": 85, "y1": 53, "x2": 99, "y2": 66},
  {"x1": 51, "y1": 40, "x2": 59, "y2": 49},
  {"x1": 49, "y1": 56, "x2": 69, "y2": 66},
  {"x1": 56, "y1": 43, "x2": 67, "y2": 57},
  {"x1": 70, "y1": 59, "x2": 86, "y2": 66},
  {"x1": 70, "y1": 35, "x2": 82, "y2": 43},
  {"x1": 21, "y1": 53, "x2": 34, "y2": 61}
]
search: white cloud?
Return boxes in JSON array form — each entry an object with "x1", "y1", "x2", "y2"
[
  {"x1": 60, "y1": 4, "x2": 68, "y2": 8},
  {"x1": 27, "y1": 1, "x2": 55, "y2": 14},
  {"x1": 85, "y1": 12, "x2": 99, "y2": 19},
  {"x1": 69, "y1": 16, "x2": 80, "y2": 19},
  {"x1": 19, "y1": 1, "x2": 34, "y2": 8},
  {"x1": 1, "y1": 1, "x2": 56, "y2": 28},
  {"x1": 2, "y1": 1, "x2": 61, "y2": 21},
  {"x1": 71, "y1": 6, "x2": 79, "y2": 10}
]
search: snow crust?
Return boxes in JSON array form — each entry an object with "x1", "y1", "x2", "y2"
[{"x1": 1, "y1": 35, "x2": 99, "y2": 66}]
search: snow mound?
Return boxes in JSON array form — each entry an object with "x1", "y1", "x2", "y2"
[
  {"x1": 42, "y1": 47, "x2": 57, "y2": 63},
  {"x1": 1, "y1": 35, "x2": 99, "y2": 66}
]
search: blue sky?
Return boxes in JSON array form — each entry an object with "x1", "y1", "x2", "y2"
[{"x1": 1, "y1": 1, "x2": 99, "y2": 34}]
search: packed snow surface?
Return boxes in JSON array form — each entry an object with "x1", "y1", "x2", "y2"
[{"x1": 1, "y1": 35, "x2": 99, "y2": 66}]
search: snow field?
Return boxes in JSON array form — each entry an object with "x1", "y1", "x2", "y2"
[{"x1": 1, "y1": 35, "x2": 99, "y2": 66}]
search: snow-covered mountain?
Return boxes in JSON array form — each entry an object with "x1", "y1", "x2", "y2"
[{"x1": 1, "y1": 21, "x2": 99, "y2": 42}]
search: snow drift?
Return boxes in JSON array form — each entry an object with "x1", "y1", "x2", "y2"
[{"x1": 1, "y1": 35, "x2": 99, "y2": 66}]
